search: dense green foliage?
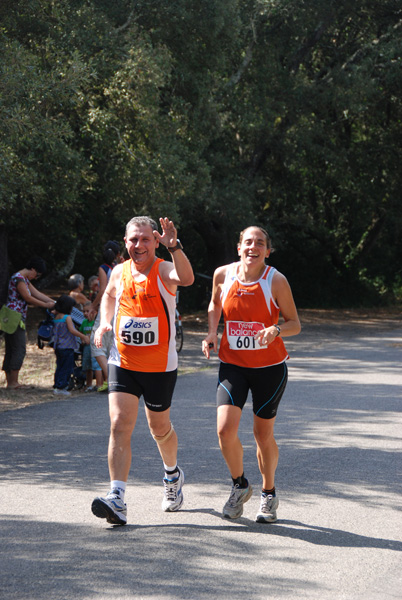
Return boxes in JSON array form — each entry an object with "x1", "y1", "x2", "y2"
[{"x1": 1, "y1": 0, "x2": 401, "y2": 307}]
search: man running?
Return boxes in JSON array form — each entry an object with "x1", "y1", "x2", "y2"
[{"x1": 91, "y1": 216, "x2": 194, "y2": 525}]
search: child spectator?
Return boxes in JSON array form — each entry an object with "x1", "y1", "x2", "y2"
[
  {"x1": 53, "y1": 295, "x2": 90, "y2": 396},
  {"x1": 88, "y1": 275, "x2": 99, "y2": 303},
  {"x1": 80, "y1": 301, "x2": 103, "y2": 392},
  {"x1": 68, "y1": 274, "x2": 88, "y2": 310}
]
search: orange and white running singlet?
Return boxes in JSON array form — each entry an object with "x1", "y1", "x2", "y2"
[
  {"x1": 219, "y1": 262, "x2": 288, "y2": 368},
  {"x1": 108, "y1": 258, "x2": 177, "y2": 372}
]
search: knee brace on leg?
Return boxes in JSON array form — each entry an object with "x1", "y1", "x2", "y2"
[{"x1": 152, "y1": 423, "x2": 174, "y2": 445}]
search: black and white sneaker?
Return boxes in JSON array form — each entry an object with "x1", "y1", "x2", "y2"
[
  {"x1": 222, "y1": 483, "x2": 253, "y2": 519},
  {"x1": 255, "y1": 493, "x2": 279, "y2": 523},
  {"x1": 91, "y1": 490, "x2": 127, "y2": 525},
  {"x1": 162, "y1": 467, "x2": 184, "y2": 512}
]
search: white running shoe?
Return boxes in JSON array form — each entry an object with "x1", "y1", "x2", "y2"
[
  {"x1": 162, "y1": 467, "x2": 184, "y2": 512},
  {"x1": 53, "y1": 388, "x2": 71, "y2": 396},
  {"x1": 255, "y1": 493, "x2": 279, "y2": 523},
  {"x1": 223, "y1": 483, "x2": 253, "y2": 519},
  {"x1": 91, "y1": 490, "x2": 127, "y2": 525}
]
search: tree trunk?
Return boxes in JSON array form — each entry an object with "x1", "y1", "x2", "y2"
[{"x1": 38, "y1": 240, "x2": 82, "y2": 290}]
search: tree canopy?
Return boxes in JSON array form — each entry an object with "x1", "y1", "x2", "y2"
[{"x1": 1, "y1": 0, "x2": 401, "y2": 307}]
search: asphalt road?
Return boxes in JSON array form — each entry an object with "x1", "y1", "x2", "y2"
[{"x1": 0, "y1": 318, "x2": 401, "y2": 599}]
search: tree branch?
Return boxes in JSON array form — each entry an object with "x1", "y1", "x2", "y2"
[
  {"x1": 290, "y1": 17, "x2": 334, "y2": 74},
  {"x1": 341, "y1": 19, "x2": 402, "y2": 72},
  {"x1": 111, "y1": 125, "x2": 151, "y2": 164},
  {"x1": 113, "y1": 10, "x2": 135, "y2": 34},
  {"x1": 226, "y1": 16, "x2": 258, "y2": 88},
  {"x1": 350, "y1": 212, "x2": 387, "y2": 266},
  {"x1": 227, "y1": 43, "x2": 254, "y2": 88}
]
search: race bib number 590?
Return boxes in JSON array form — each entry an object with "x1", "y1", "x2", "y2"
[
  {"x1": 226, "y1": 321, "x2": 264, "y2": 350},
  {"x1": 119, "y1": 316, "x2": 159, "y2": 346}
]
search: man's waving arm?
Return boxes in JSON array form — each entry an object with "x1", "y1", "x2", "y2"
[{"x1": 156, "y1": 217, "x2": 194, "y2": 289}]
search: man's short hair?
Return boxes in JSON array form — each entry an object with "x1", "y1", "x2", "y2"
[{"x1": 125, "y1": 216, "x2": 158, "y2": 237}]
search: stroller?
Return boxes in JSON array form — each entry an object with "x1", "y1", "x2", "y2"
[{"x1": 37, "y1": 307, "x2": 86, "y2": 390}]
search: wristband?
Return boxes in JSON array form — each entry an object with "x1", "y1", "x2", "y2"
[
  {"x1": 273, "y1": 324, "x2": 281, "y2": 337},
  {"x1": 167, "y1": 239, "x2": 183, "y2": 253}
]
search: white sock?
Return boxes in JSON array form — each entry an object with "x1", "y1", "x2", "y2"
[
  {"x1": 111, "y1": 480, "x2": 126, "y2": 500},
  {"x1": 164, "y1": 463, "x2": 178, "y2": 479}
]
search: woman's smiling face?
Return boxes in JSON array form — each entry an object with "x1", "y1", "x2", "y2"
[{"x1": 237, "y1": 226, "x2": 270, "y2": 265}]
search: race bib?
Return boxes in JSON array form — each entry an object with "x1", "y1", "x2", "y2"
[
  {"x1": 226, "y1": 321, "x2": 265, "y2": 350},
  {"x1": 118, "y1": 316, "x2": 159, "y2": 346}
]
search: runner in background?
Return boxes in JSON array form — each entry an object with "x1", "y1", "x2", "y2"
[{"x1": 202, "y1": 226, "x2": 301, "y2": 523}]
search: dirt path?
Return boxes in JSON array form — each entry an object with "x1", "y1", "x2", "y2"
[{"x1": 1, "y1": 306, "x2": 401, "y2": 413}]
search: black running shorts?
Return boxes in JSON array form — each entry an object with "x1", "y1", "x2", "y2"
[
  {"x1": 108, "y1": 364, "x2": 177, "y2": 412},
  {"x1": 216, "y1": 361, "x2": 288, "y2": 419}
]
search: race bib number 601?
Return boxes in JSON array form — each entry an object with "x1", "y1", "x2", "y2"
[
  {"x1": 119, "y1": 316, "x2": 159, "y2": 346},
  {"x1": 227, "y1": 321, "x2": 264, "y2": 350}
]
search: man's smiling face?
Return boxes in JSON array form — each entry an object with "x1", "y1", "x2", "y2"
[{"x1": 125, "y1": 224, "x2": 159, "y2": 270}]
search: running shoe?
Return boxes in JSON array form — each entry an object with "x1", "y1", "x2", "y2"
[
  {"x1": 97, "y1": 381, "x2": 108, "y2": 393},
  {"x1": 53, "y1": 388, "x2": 71, "y2": 396},
  {"x1": 91, "y1": 490, "x2": 127, "y2": 525},
  {"x1": 222, "y1": 483, "x2": 253, "y2": 519},
  {"x1": 162, "y1": 467, "x2": 184, "y2": 512},
  {"x1": 255, "y1": 493, "x2": 279, "y2": 523}
]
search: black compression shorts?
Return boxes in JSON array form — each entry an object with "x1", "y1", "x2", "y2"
[
  {"x1": 108, "y1": 364, "x2": 177, "y2": 412},
  {"x1": 216, "y1": 361, "x2": 288, "y2": 419}
]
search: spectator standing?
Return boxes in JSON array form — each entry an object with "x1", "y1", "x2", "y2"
[
  {"x1": 89, "y1": 241, "x2": 122, "y2": 393},
  {"x1": 88, "y1": 276, "x2": 99, "y2": 303},
  {"x1": 1, "y1": 257, "x2": 55, "y2": 389},
  {"x1": 79, "y1": 301, "x2": 103, "y2": 391}
]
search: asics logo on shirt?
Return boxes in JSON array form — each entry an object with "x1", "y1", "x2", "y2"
[{"x1": 123, "y1": 320, "x2": 152, "y2": 329}]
